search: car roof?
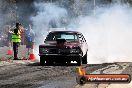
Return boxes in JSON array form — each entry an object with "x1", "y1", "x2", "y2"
[{"x1": 49, "y1": 31, "x2": 81, "y2": 34}]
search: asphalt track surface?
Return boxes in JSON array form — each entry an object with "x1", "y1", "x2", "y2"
[
  {"x1": 0, "y1": 46, "x2": 132, "y2": 88},
  {"x1": 0, "y1": 61, "x2": 78, "y2": 88},
  {"x1": 0, "y1": 60, "x2": 131, "y2": 88}
]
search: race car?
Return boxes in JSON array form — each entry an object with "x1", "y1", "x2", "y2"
[{"x1": 39, "y1": 31, "x2": 88, "y2": 66}]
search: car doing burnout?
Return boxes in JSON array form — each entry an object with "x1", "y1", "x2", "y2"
[{"x1": 39, "y1": 31, "x2": 88, "y2": 66}]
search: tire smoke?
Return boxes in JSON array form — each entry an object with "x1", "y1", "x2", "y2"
[
  {"x1": 77, "y1": 4, "x2": 132, "y2": 63},
  {"x1": 31, "y1": 1, "x2": 132, "y2": 64}
]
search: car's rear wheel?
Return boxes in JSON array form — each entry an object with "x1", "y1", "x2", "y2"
[
  {"x1": 82, "y1": 53, "x2": 87, "y2": 64},
  {"x1": 40, "y1": 56, "x2": 51, "y2": 66},
  {"x1": 77, "y1": 57, "x2": 82, "y2": 66},
  {"x1": 40, "y1": 56, "x2": 46, "y2": 66}
]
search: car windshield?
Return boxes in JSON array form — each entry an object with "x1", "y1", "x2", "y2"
[{"x1": 45, "y1": 32, "x2": 79, "y2": 42}]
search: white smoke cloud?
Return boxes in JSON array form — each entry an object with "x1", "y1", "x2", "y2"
[
  {"x1": 31, "y1": 1, "x2": 132, "y2": 64},
  {"x1": 31, "y1": 2, "x2": 68, "y2": 60},
  {"x1": 77, "y1": 4, "x2": 132, "y2": 64},
  {"x1": 31, "y1": 2, "x2": 68, "y2": 43}
]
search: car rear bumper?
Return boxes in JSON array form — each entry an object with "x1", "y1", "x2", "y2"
[
  {"x1": 39, "y1": 54, "x2": 82, "y2": 60},
  {"x1": 39, "y1": 54, "x2": 81, "y2": 57},
  {"x1": 39, "y1": 53, "x2": 81, "y2": 56}
]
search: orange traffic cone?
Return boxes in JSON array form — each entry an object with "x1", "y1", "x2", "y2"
[
  {"x1": 29, "y1": 43, "x2": 35, "y2": 61},
  {"x1": 7, "y1": 43, "x2": 12, "y2": 55}
]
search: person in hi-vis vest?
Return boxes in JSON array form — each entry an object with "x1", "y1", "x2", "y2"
[{"x1": 11, "y1": 23, "x2": 21, "y2": 60}]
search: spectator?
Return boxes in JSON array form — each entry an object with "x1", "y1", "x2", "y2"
[
  {"x1": 6, "y1": 25, "x2": 12, "y2": 46},
  {"x1": 25, "y1": 24, "x2": 35, "y2": 55},
  {"x1": 18, "y1": 24, "x2": 25, "y2": 45}
]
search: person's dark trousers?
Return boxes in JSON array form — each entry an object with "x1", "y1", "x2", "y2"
[{"x1": 13, "y1": 42, "x2": 19, "y2": 60}]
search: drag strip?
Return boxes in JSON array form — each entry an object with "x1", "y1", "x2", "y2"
[
  {"x1": 0, "y1": 61, "x2": 131, "y2": 88},
  {"x1": 0, "y1": 61, "x2": 77, "y2": 88}
]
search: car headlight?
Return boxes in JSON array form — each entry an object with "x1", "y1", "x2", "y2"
[
  {"x1": 39, "y1": 48, "x2": 49, "y2": 54},
  {"x1": 70, "y1": 49, "x2": 80, "y2": 53}
]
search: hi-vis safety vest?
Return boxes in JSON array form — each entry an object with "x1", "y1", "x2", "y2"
[{"x1": 11, "y1": 30, "x2": 21, "y2": 42}]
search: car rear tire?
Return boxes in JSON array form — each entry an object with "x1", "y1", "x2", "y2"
[
  {"x1": 82, "y1": 53, "x2": 87, "y2": 64},
  {"x1": 77, "y1": 57, "x2": 82, "y2": 66},
  {"x1": 40, "y1": 56, "x2": 46, "y2": 66}
]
